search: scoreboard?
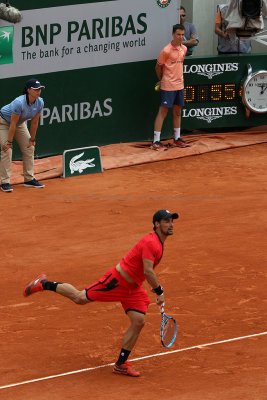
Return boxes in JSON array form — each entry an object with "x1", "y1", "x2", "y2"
[
  {"x1": 184, "y1": 83, "x2": 238, "y2": 103},
  {"x1": 182, "y1": 53, "x2": 266, "y2": 130}
]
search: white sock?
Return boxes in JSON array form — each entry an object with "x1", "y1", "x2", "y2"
[
  {"x1": 174, "y1": 128, "x2": 181, "y2": 140},
  {"x1": 153, "y1": 131, "x2": 161, "y2": 143}
]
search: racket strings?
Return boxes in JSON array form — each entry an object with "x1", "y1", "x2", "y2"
[{"x1": 162, "y1": 318, "x2": 176, "y2": 347}]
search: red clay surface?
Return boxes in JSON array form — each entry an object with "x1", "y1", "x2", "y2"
[{"x1": 1, "y1": 143, "x2": 267, "y2": 399}]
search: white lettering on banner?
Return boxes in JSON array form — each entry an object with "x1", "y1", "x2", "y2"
[
  {"x1": 40, "y1": 98, "x2": 113, "y2": 125},
  {"x1": 182, "y1": 107, "x2": 237, "y2": 123},
  {"x1": 184, "y1": 63, "x2": 239, "y2": 79},
  {"x1": 1, "y1": 0, "x2": 179, "y2": 78}
]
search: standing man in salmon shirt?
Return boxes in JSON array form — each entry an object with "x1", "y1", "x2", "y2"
[{"x1": 152, "y1": 24, "x2": 190, "y2": 151}]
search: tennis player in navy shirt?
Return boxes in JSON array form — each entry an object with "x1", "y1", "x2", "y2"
[{"x1": 0, "y1": 78, "x2": 45, "y2": 192}]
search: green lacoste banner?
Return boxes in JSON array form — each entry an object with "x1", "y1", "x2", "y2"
[
  {"x1": 63, "y1": 146, "x2": 103, "y2": 178},
  {"x1": 0, "y1": 26, "x2": 13, "y2": 65}
]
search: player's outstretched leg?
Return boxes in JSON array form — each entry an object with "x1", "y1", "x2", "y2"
[{"x1": 23, "y1": 274, "x2": 88, "y2": 304}]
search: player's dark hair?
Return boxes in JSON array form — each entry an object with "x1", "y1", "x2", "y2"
[
  {"x1": 22, "y1": 87, "x2": 30, "y2": 105},
  {"x1": 180, "y1": 6, "x2": 185, "y2": 12},
  {"x1": 173, "y1": 23, "x2": 185, "y2": 33}
]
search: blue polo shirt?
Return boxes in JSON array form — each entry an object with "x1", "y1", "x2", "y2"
[
  {"x1": 184, "y1": 21, "x2": 199, "y2": 56},
  {"x1": 0, "y1": 95, "x2": 44, "y2": 125}
]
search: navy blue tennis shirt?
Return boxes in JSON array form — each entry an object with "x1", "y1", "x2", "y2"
[{"x1": 1, "y1": 95, "x2": 44, "y2": 125}]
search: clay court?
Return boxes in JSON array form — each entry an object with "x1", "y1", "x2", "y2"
[{"x1": 0, "y1": 134, "x2": 267, "y2": 399}]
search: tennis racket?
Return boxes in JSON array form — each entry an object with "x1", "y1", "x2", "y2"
[{"x1": 159, "y1": 304, "x2": 177, "y2": 348}]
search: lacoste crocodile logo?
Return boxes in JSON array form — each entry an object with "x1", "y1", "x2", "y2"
[{"x1": 69, "y1": 152, "x2": 95, "y2": 174}]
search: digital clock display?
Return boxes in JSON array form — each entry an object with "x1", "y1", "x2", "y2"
[{"x1": 184, "y1": 83, "x2": 237, "y2": 103}]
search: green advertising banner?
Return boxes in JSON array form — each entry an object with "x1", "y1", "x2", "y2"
[{"x1": 6, "y1": 52, "x2": 266, "y2": 161}]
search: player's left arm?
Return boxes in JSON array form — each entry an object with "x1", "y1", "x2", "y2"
[{"x1": 143, "y1": 258, "x2": 165, "y2": 306}]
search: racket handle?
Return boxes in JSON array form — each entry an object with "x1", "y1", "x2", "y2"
[{"x1": 156, "y1": 298, "x2": 165, "y2": 313}]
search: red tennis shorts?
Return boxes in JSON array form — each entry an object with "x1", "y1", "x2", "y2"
[{"x1": 85, "y1": 267, "x2": 150, "y2": 314}]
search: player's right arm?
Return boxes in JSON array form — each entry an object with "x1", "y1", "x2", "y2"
[
  {"x1": 155, "y1": 63, "x2": 163, "y2": 81},
  {"x1": 155, "y1": 47, "x2": 166, "y2": 82},
  {"x1": 143, "y1": 258, "x2": 165, "y2": 306},
  {"x1": 2, "y1": 113, "x2": 19, "y2": 152}
]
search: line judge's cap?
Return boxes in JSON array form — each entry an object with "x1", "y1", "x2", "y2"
[
  {"x1": 25, "y1": 78, "x2": 45, "y2": 90},
  {"x1": 153, "y1": 209, "x2": 179, "y2": 224}
]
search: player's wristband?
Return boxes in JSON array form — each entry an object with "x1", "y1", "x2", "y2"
[{"x1": 153, "y1": 285, "x2": 164, "y2": 296}]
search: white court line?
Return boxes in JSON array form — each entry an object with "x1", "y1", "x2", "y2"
[
  {"x1": 0, "y1": 331, "x2": 266, "y2": 391},
  {"x1": 0, "y1": 302, "x2": 32, "y2": 310}
]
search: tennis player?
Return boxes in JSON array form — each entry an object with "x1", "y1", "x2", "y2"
[{"x1": 23, "y1": 209, "x2": 178, "y2": 377}]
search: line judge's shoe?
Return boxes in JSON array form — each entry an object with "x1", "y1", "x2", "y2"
[
  {"x1": 23, "y1": 274, "x2": 47, "y2": 297},
  {"x1": 113, "y1": 361, "x2": 140, "y2": 377},
  {"x1": 24, "y1": 178, "x2": 45, "y2": 188},
  {"x1": 1, "y1": 183, "x2": 13, "y2": 192},
  {"x1": 171, "y1": 138, "x2": 190, "y2": 148},
  {"x1": 150, "y1": 141, "x2": 168, "y2": 151}
]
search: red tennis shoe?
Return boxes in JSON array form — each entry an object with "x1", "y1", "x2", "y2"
[
  {"x1": 150, "y1": 141, "x2": 168, "y2": 151},
  {"x1": 23, "y1": 274, "x2": 47, "y2": 297},
  {"x1": 171, "y1": 138, "x2": 190, "y2": 148},
  {"x1": 113, "y1": 361, "x2": 140, "y2": 377}
]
